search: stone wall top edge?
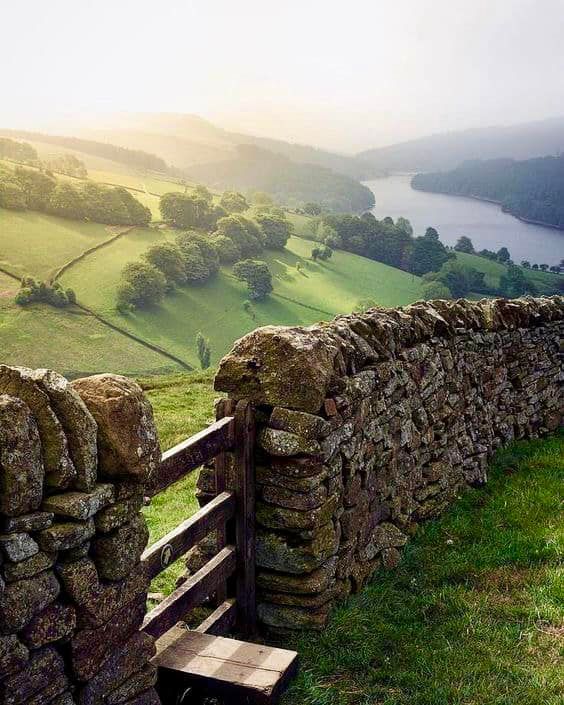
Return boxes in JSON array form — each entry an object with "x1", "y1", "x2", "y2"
[{"x1": 214, "y1": 296, "x2": 564, "y2": 413}]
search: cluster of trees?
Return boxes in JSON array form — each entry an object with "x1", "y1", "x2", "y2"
[
  {"x1": 15, "y1": 277, "x2": 76, "y2": 308},
  {"x1": 160, "y1": 187, "x2": 227, "y2": 230},
  {"x1": 196, "y1": 332, "x2": 211, "y2": 369},
  {"x1": 521, "y1": 260, "x2": 561, "y2": 274},
  {"x1": 311, "y1": 245, "x2": 333, "y2": 261},
  {"x1": 0, "y1": 130, "x2": 168, "y2": 172},
  {"x1": 232, "y1": 260, "x2": 273, "y2": 300},
  {"x1": 116, "y1": 232, "x2": 220, "y2": 310},
  {"x1": 308, "y1": 213, "x2": 452, "y2": 276},
  {"x1": 186, "y1": 145, "x2": 375, "y2": 212},
  {"x1": 412, "y1": 155, "x2": 564, "y2": 229},
  {"x1": 0, "y1": 166, "x2": 151, "y2": 225},
  {"x1": 0, "y1": 137, "x2": 38, "y2": 163},
  {"x1": 45, "y1": 154, "x2": 87, "y2": 178}
]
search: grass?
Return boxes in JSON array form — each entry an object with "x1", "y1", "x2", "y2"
[
  {"x1": 0, "y1": 207, "x2": 113, "y2": 280},
  {"x1": 60, "y1": 234, "x2": 423, "y2": 368},
  {"x1": 456, "y1": 252, "x2": 559, "y2": 295},
  {"x1": 139, "y1": 370, "x2": 219, "y2": 596},
  {"x1": 0, "y1": 277, "x2": 177, "y2": 378},
  {"x1": 281, "y1": 432, "x2": 564, "y2": 705}
]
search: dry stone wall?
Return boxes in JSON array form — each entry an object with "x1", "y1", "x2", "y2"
[
  {"x1": 0, "y1": 367, "x2": 161, "y2": 705},
  {"x1": 210, "y1": 296, "x2": 563, "y2": 634}
]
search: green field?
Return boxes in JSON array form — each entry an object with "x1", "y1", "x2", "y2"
[
  {"x1": 0, "y1": 272, "x2": 176, "y2": 378},
  {"x1": 60, "y1": 234, "x2": 423, "y2": 368},
  {"x1": 0, "y1": 208, "x2": 115, "y2": 280},
  {"x1": 456, "y1": 251, "x2": 558, "y2": 295}
]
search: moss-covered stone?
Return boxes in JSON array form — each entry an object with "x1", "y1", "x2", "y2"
[
  {"x1": 256, "y1": 522, "x2": 338, "y2": 574},
  {"x1": 3, "y1": 551, "x2": 55, "y2": 582},
  {"x1": 92, "y1": 515, "x2": 148, "y2": 581},
  {"x1": 72, "y1": 374, "x2": 160, "y2": 485},
  {"x1": 269, "y1": 407, "x2": 330, "y2": 439},
  {"x1": 0, "y1": 367, "x2": 75, "y2": 489},
  {"x1": 20, "y1": 602, "x2": 76, "y2": 648},
  {"x1": 43, "y1": 485, "x2": 114, "y2": 521},
  {"x1": 0, "y1": 571, "x2": 60, "y2": 632},
  {"x1": 38, "y1": 519, "x2": 95, "y2": 552},
  {"x1": 258, "y1": 428, "x2": 321, "y2": 457},
  {"x1": 0, "y1": 395, "x2": 44, "y2": 515}
]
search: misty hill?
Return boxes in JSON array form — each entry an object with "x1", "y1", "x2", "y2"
[
  {"x1": 186, "y1": 145, "x2": 375, "y2": 212},
  {"x1": 75, "y1": 112, "x2": 371, "y2": 178},
  {"x1": 412, "y1": 155, "x2": 564, "y2": 230},
  {"x1": 358, "y1": 117, "x2": 564, "y2": 173}
]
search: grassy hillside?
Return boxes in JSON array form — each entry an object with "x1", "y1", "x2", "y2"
[
  {"x1": 0, "y1": 207, "x2": 114, "y2": 280},
  {"x1": 60, "y1": 234, "x2": 423, "y2": 368},
  {"x1": 0, "y1": 271, "x2": 176, "y2": 378},
  {"x1": 456, "y1": 251, "x2": 559, "y2": 295}
]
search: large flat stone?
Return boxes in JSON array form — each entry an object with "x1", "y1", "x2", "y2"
[
  {"x1": 43, "y1": 485, "x2": 114, "y2": 521},
  {"x1": 38, "y1": 519, "x2": 95, "y2": 552},
  {"x1": 2, "y1": 512, "x2": 54, "y2": 533},
  {"x1": 256, "y1": 522, "x2": 338, "y2": 574},
  {"x1": 71, "y1": 374, "x2": 160, "y2": 484},
  {"x1": 0, "y1": 395, "x2": 44, "y2": 515}
]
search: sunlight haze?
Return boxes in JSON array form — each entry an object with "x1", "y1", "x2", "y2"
[{"x1": 2, "y1": 0, "x2": 564, "y2": 151}]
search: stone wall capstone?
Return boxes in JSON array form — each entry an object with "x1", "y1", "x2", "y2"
[
  {"x1": 207, "y1": 296, "x2": 564, "y2": 634},
  {"x1": 0, "y1": 368, "x2": 161, "y2": 705}
]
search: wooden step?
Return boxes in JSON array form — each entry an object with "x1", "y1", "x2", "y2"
[{"x1": 153, "y1": 626, "x2": 299, "y2": 704}]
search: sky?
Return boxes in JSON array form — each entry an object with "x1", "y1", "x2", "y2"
[{"x1": 2, "y1": 0, "x2": 564, "y2": 152}]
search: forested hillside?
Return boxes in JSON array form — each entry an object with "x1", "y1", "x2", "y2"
[
  {"x1": 187, "y1": 145, "x2": 375, "y2": 212},
  {"x1": 412, "y1": 155, "x2": 564, "y2": 229}
]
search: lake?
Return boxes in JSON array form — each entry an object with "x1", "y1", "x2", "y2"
[{"x1": 366, "y1": 175, "x2": 563, "y2": 266}]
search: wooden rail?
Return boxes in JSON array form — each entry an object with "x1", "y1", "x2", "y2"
[{"x1": 141, "y1": 399, "x2": 256, "y2": 639}]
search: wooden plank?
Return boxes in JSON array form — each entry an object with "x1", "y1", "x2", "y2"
[
  {"x1": 153, "y1": 628, "x2": 298, "y2": 705},
  {"x1": 148, "y1": 416, "x2": 234, "y2": 495},
  {"x1": 195, "y1": 599, "x2": 236, "y2": 636},
  {"x1": 213, "y1": 398, "x2": 236, "y2": 606},
  {"x1": 141, "y1": 492, "x2": 236, "y2": 581},
  {"x1": 142, "y1": 546, "x2": 236, "y2": 640},
  {"x1": 234, "y1": 399, "x2": 257, "y2": 636}
]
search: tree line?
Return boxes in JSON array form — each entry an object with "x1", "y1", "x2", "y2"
[
  {"x1": 0, "y1": 165, "x2": 151, "y2": 226},
  {"x1": 0, "y1": 130, "x2": 168, "y2": 173}
]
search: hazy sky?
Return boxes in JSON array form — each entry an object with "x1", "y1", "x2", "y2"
[{"x1": 2, "y1": 0, "x2": 564, "y2": 152}]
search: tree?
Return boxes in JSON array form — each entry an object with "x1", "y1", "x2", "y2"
[
  {"x1": 160, "y1": 192, "x2": 210, "y2": 228},
  {"x1": 214, "y1": 215, "x2": 263, "y2": 257},
  {"x1": 117, "y1": 262, "x2": 166, "y2": 308},
  {"x1": 219, "y1": 191, "x2": 249, "y2": 213},
  {"x1": 521, "y1": 260, "x2": 531, "y2": 268},
  {"x1": 196, "y1": 332, "x2": 211, "y2": 369},
  {"x1": 303, "y1": 202, "x2": 322, "y2": 216},
  {"x1": 233, "y1": 260, "x2": 273, "y2": 300},
  {"x1": 256, "y1": 212, "x2": 293, "y2": 249},
  {"x1": 539, "y1": 263, "x2": 549, "y2": 272},
  {"x1": 317, "y1": 245, "x2": 333, "y2": 261},
  {"x1": 213, "y1": 234, "x2": 242, "y2": 264},
  {"x1": 422, "y1": 281, "x2": 452, "y2": 300},
  {"x1": 396, "y1": 217, "x2": 413, "y2": 236},
  {"x1": 0, "y1": 180, "x2": 27, "y2": 209},
  {"x1": 143, "y1": 243, "x2": 186, "y2": 287},
  {"x1": 319, "y1": 223, "x2": 341, "y2": 249},
  {"x1": 500, "y1": 264, "x2": 537, "y2": 297},
  {"x1": 454, "y1": 236, "x2": 475, "y2": 254},
  {"x1": 410, "y1": 229, "x2": 450, "y2": 276},
  {"x1": 497, "y1": 247, "x2": 511, "y2": 263},
  {"x1": 532, "y1": 263, "x2": 539, "y2": 270},
  {"x1": 192, "y1": 184, "x2": 213, "y2": 205}
]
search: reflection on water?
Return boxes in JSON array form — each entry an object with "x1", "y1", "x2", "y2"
[{"x1": 366, "y1": 175, "x2": 563, "y2": 266}]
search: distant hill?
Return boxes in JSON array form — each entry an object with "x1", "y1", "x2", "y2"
[
  {"x1": 75, "y1": 112, "x2": 372, "y2": 178},
  {"x1": 358, "y1": 117, "x2": 564, "y2": 173},
  {"x1": 412, "y1": 155, "x2": 564, "y2": 230},
  {"x1": 186, "y1": 145, "x2": 375, "y2": 212}
]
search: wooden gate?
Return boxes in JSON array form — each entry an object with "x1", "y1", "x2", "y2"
[{"x1": 141, "y1": 398, "x2": 256, "y2": 639}]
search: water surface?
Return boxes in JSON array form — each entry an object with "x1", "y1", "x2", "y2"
[{"x1": 366, "y1": 175, "x2": 563, "y2": 266}]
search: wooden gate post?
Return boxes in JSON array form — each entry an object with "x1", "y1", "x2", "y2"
[{"x1": 233, "y1": 399, "x2": 257, "y2": 636}]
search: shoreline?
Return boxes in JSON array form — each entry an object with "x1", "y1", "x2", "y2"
[{"x1": 410, "y1": 182, "x2": 564, "y2": 234}]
